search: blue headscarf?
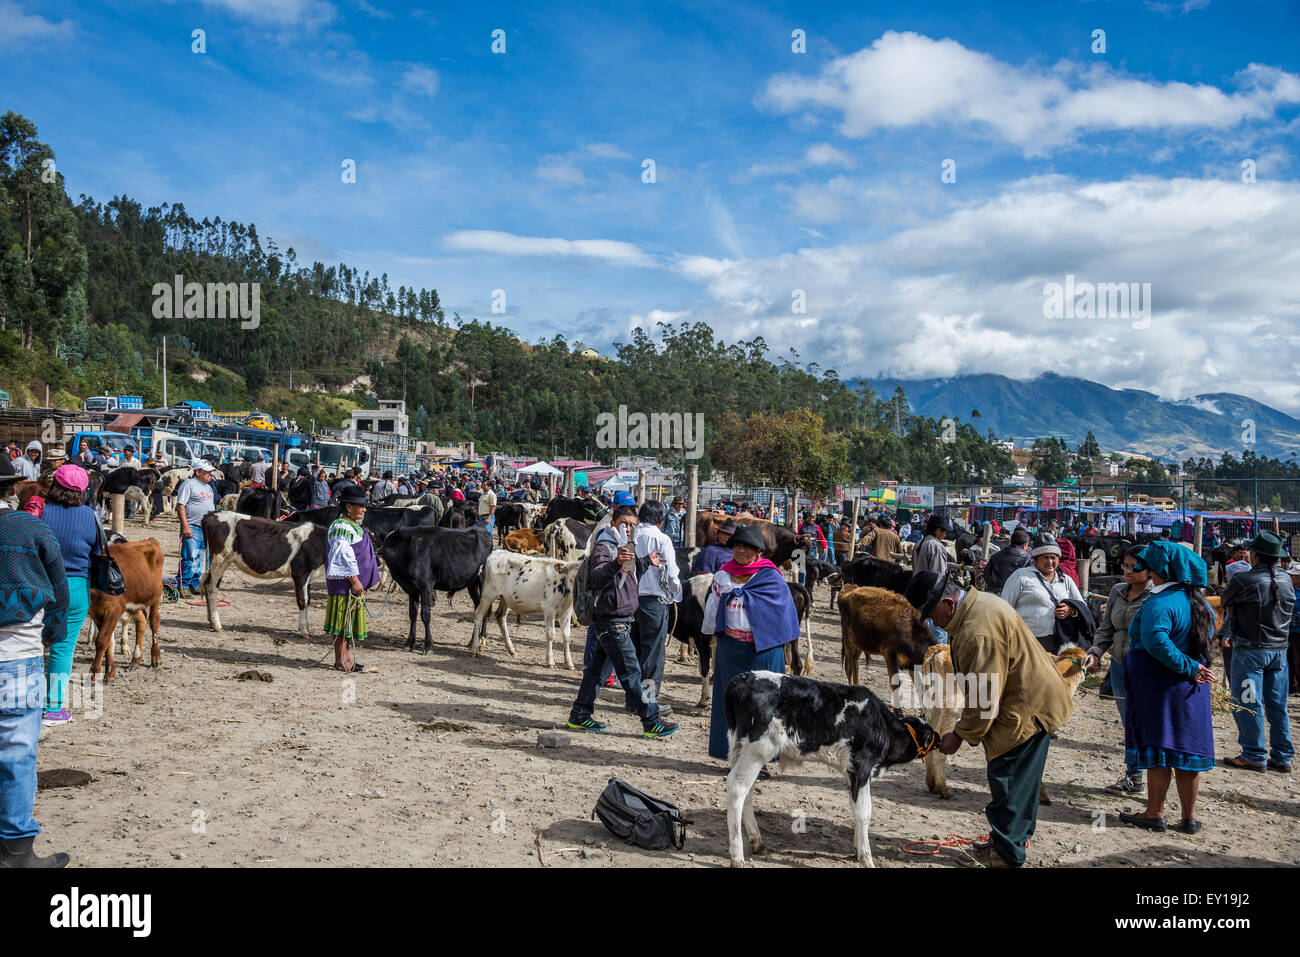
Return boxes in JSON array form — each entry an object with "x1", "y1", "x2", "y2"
[{"x1": 1138, "y1": 541, "x2": 1207, "y2": 588}]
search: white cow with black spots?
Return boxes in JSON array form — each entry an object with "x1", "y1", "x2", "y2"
[{"x1": 469, "y1": 551, "x2": 582, "y2": 669}]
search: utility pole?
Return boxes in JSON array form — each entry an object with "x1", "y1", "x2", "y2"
[{"x1": 162, "y1": 337, "x2": 168, "y2": 408}]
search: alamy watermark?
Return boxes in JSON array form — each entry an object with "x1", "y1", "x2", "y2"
[
  {"x1": 890, "y1": 667, "x2": 1001, "y2": 718},
  {"x1": 1043, "y1": 274, "x2": 1150, "y2": 329},
  {"x1": 151, "y1": 274, "x2": 260, "y2": 329},
  {"x1": 595, "y1": 405, "x2": 704, "y2": 459}
]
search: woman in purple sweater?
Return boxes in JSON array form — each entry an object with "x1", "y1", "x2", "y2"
[{"x1": 37, "y1": 465, "x2": 100, "y2": 726}]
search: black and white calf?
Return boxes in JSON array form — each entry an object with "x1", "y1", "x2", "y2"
[
  {"x1": 200, "y1": 512, "x2": 328, "y2": 634},
  {"x1": 723, "y1": 671, "x2": 938, "y2": 867},
  {"x1": 469, "y1": 551, "x2": 582, "y2": 668}
]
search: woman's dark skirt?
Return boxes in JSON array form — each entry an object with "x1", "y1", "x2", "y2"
[
  {"x1": 1123, "y1": 647, "x2": 1215, "y2": 772},
  {"x1": 708, "y1": 635, "x2": 786, "y2": 760}
]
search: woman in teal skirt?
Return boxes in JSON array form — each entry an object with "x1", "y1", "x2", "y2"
[{"x1": 702, "y1": 524, "x2": 801, "y2": 760}]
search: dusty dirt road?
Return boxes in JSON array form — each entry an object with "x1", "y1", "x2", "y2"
[{"x1": 32, "y1": 517, "x2": 1300, "y2": 868}]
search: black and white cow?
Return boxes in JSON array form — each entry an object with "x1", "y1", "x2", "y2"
[
  {"x1": 542, "y1": 518, "x2": 590, "y2": 561},
  {"x1": 200, "y1": 512, "x2": 328, "y2": 634},
  {"x1": 723, "y1": 671, "x2": 939, "y2": 867},
  {"x1": 831, "y1": 554, "x2": 911, "y2": 610},
  {"x1": 378, "y1": 525, "x2": 493, "y2": 653},
  {"x1": 672, "y1": 573, "x2": 715, "y2": 707},
  {"x1": 493, "y1": 501, "x2": 546, "y2": 543},
  {"x1": 468, "y1": 551, "x2": 582, "y2": 668},
  {"x1": 97, "y1": 466, "x2": 160, "y2": 521}
]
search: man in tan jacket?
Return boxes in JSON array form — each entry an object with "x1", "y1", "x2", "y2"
[
  {"x1": 860, "y1": 515, "x2": 902, "y2": 562},
  {"x1": 928, "y1": 576, "x2": 1075, "y2": 867}
]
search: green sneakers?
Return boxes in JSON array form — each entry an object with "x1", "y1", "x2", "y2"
[
  {"x1": 641, "y1": 720, "x2": 678, "y2": 738},
  {"x1": 567, "y1": 716, "x2": 608, "y2": 732}
]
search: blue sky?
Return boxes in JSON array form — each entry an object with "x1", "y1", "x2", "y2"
[{"x1": 4, "y1": 0, "x2": 1299, "y2": 412}]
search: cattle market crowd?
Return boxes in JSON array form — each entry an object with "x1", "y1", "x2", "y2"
[{"x1": 1, "y1": 441, "x2": 1296, "y2": 869}]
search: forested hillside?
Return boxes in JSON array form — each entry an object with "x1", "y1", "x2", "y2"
[{"x1": 0, "y1": 110, "x2": 1020, "y2": 483}]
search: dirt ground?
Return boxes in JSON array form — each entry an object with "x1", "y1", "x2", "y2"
[{"x1": 31, "y1": 516, "x2": 1300, "y2": 868}]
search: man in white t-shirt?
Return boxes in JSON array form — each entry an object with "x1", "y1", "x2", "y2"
[{"x1": 177, "y1": 461, "x2": 216, "y2": 596}]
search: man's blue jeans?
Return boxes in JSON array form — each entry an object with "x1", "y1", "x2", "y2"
[
  {"x1": 1230, "y1": 646, "x2": 1294, "y2": 766},
  {"x1": 1108, "y1": 654, "x2": 1140, "y2": 777},
  {"x1": 180, "y1": 527, "x2": 207, "y2": 590},
  {"x1": 570, "y1": 620, "x2": 661, "y2": 727},
  {"x1": 0, "y1": 656, "x2": 44, "y2": 840}
]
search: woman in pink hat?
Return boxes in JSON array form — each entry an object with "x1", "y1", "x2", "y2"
[{"x1": 37, "y1": 465, "x2": 102, "y2": 726}]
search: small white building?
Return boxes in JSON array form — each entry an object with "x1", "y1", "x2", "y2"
[{"x1": 350, "y1": 399, "x2": 408, "y2": 438}]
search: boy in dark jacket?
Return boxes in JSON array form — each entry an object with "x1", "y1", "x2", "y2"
[{"x1": 568, "y1": 505, "x2": 678, "y2": 738}]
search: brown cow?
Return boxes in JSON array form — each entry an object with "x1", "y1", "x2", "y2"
[
  {"x1": 695, "y1": 513, "x2": 809, "y2": 565},
  {"x1": 89, "y1": 539, "x2": 165, "y2": 680},
  {"x1": 503, "y1": 528, "x2": 544, "y2": 554},
  {"x1": 838, "y1": 585, "x2": 934, "y2": 686}
]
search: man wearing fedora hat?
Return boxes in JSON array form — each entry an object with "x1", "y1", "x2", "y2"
[
  {"x1": 1219, "y1": 531, "x2": 1294, "y2": 772},
  {"x1": 928, "y1": 573, "x2": 1075, "y2": 867}
]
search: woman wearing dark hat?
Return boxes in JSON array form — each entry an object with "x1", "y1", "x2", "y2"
[
  {"x1": 1086, "y1": 544, "x2": 1153, "y2": 793},
  {"x1": 1000, "y1": 533, "x2": 1084, "y2": 652},
  {"x1": 1219, "y1": 531, "x2": 1294, "y2": 772},
  {"x1": 691, "y1": 519, "x2": 736, "y2": 576},
  {"x1": 1117, "y1": 541, "x2": 1216, "y2": 834},
  {"x1": 323, "y1": 485, "x2": 380, "y2": 673},
  {"x1": 700, "y1": 524, "x2": 801, "y2": 759}
]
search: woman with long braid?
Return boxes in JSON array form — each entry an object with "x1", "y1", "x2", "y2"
[{"x1": 1117, "y1": 542, "x2": 1217, "y2": 835}]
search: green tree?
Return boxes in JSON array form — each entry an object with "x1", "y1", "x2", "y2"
[{"x1": 1031, "y1": 437, "x2": 1069, "y2": 486}]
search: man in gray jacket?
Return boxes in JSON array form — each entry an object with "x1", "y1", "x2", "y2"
[{"x1": 912, "y1": 514, "x2": 951, "y2": 580}]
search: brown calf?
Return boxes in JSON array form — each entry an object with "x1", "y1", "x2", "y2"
[
  {"x1": 503, "y1": 528, "x2": 544, "y2": 554},
  {"x1": 838, "y1": 585, "x2": 934, "y2": 686},
  {"x1": 89, "y1": 539, "x2": 164, "y2": 680}
]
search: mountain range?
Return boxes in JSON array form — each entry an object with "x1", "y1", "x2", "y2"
[{"x1": 859, "y1": 373, "x2": 1300, "y2": 462}]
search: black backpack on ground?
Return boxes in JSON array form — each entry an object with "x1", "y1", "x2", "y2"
[{"x1": 593, "y1": 777, "x2": 690, "y2": 850}]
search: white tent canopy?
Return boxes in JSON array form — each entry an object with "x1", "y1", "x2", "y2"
[{"x1": 516, "y1": 461, "x2": 563, "y2": 477}]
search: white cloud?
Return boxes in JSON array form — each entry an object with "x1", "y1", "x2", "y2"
[
  {"x1": 1145, "y1": 0, "x2": 1212, "y2": 13},
  {"x1": 195, "y1": 0, "x2": 337, "y2": 26},
  {"x1": 443, "y1": 230, "x2": 656, "y2": 268},
  {"x1": 759, "y1": 31, "x2": 1300, "y2": 156},
  {"x1": 352, "y1": 0, "x2": 392, "y2": 18},
  {"x1": 665, "y1": 175, "x2": 1300, "y2": 412},
  {"x1": 536, "y1": 155, "x2": 586, "y2": 187},
  {"x1": 401, "y1": 64, "x2": 439, "y2": 97},
  {"x1": 587, "y1": 143, "x2": 632, "y2": 160},
  {"x1": 743, "y1": 143, "x2": 855, "y2": 180},
  {"x1": 0, "y1": 1, "x2": 74, "y2": 46}
]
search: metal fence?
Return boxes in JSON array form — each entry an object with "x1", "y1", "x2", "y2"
[{"x1": 914, "y1": 479, "x2": 1300, "y2": 543}]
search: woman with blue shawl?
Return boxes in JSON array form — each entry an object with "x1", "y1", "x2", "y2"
[
  {"x1": 1118, "y1": 541, "x2": 1217, "y2": 835},
  {"x1": 702, "y1": 524, "x2": 801, "y2": 760}
]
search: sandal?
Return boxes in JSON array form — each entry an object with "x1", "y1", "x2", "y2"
[
  {"x1": 335, "y1": 662, "x2": 365, "y2": 673},
  {"x1": 1222, "y1": 755, "x2": 1266, "y2": 772}
]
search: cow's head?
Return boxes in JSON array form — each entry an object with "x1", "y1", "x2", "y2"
[{"x1": 898, "y1": 610, "x2": 938, "y2": 669}]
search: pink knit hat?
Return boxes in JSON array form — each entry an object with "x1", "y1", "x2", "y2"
[{"x1": 53, "y1": 463, "x2": 89, "y2": 492}]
